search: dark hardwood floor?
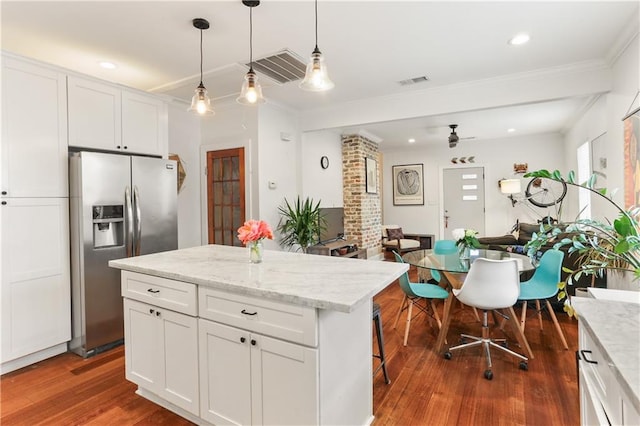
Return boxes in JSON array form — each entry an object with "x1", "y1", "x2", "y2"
[{"x1": 1, "y1": 264, "x2": 579, "y2": 425}]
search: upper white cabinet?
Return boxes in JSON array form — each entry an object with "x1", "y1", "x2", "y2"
[
  {"x1": 121, "y1": 91, "x2": 167, "y2": 156},
  {"x1": 1, "y1": 56, "x2": 68, "y2": 198},
  {"x1": 68, "y1": 76, "x2": 121, "y2": 152},
  {"x1": 68, "y1": 76, "x2": 167, "y2": 157}
]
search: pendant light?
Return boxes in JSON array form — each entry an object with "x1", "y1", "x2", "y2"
[
  {"x1": 299, "y1": 0, "x2": 334, "y2": 92},
  {"x1": 237, "y1": 1, "x2": 265, "y2": 105},
  {"x1": 188, "y1": 18, "x2": 214, "y2": 115}
]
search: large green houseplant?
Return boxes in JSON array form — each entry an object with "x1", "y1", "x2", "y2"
[
  {"x1": 523, "y1": 170, "x2": 640, "y2": 315},
  {"x1": 277, "y1": 196, "x2": 326, "y2": 253}
]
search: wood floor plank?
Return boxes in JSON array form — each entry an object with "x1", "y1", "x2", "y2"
[{"x1": 1, "y1": 266, "x2": 579, "y2": 425}]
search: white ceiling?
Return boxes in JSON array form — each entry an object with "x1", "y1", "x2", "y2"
[{"x1": 2, "y1": 1, "x2": 638, "y2": 148}]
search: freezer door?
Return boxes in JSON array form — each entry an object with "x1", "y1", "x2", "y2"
[
  {"x1": 131, "y1": 156, "x2": 178, "y2": 255},
  {"x1": 70, "y1": 151, "x2": 130, "y2": 355}
]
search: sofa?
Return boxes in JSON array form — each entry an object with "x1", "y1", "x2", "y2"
[{"x1": 477, "y1": 222, "x2": 606, "y2": 300}]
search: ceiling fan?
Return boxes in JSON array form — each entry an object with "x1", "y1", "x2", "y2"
[
  {"x1": 448, "y1": 124, "x2": 459, "y2": 148},
  {"x1": 448, "y1": 124, "x2": 475, "y2": 148}
]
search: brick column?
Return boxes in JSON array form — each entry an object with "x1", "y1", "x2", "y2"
[{"x1": 342, "y1": 134, "x2": 381, "y2": 257}]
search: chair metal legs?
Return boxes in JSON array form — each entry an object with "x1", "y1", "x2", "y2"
[
  {"x1": 445, "y1": 310, "x2": 528, "y2": 380},
  {"x1": 373, "y1": 302, "x2": 391, "y2": 384}
]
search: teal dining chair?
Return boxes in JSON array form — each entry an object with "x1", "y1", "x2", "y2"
[
  {"x1": 517, "y1": 249, "x2": 568, "y2": 349},
  {"x1": 392, "y1": 251, "x2": 449, "y2": 346},
  {"x1": 418, "y1": 239, "x2": 457, "y2": 283}
]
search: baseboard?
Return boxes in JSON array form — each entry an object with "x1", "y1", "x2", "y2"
[
  {"x1": 1, "y1": 342, "x2": 68, "y2": 375},
  {"x1": 136, "y1": 387, "x2": 211, "y2": 426}
]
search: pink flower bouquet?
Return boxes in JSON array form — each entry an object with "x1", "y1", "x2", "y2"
[{"x1": 237, "y1": 220, "x2": 274, "y2": 245}]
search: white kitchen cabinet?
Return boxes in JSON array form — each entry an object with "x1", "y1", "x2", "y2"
[
  {"x1": 1, "y1": 198, "x2": 70, "y2": 371},
  {"x1": 122, "y1": 274, "x2": 199, "y2": 416},
  {"x1": 68, "y1": 76, "x2": 167, "y2": 157},
  {"x1": 68, "y1": 76, "x2": 121, "y2": 152},
  {"x1": 578, "y1": 321, "x2": 640, "y2": 425},
  {"x1": 121, "y1": 90, "x2": 167, "y2": 156},
  {"x1": 198, "y1": 319, "x2": 318, "y2": 426},
  {"x1": 1, "y1": 55, "x2": 68, "y2": 198}
]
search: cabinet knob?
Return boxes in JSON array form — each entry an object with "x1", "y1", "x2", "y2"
[
  {"x1": 155, "y1": 311, "x2": 161, "y2": 317},
  {"x1": 116, "y1": 145, "x2": 121, "y2": 149},
  {"x1": 1, "y1": 201, "x2": 6, "y2": 206},
  {"x1": 240, "y1": 337, "x2": 246, "y2": 343},
  {"x1": 149, "y1": 308, "x2": 154, "y2": 314},
  {"x1": 1, "y1": 191, "x2": 6, "y2": 195},
  {"x1": 123, "y1": 146, "x2": 128, "y2": 150},
  {"x1": 251, "y1": 339, "x2": 256, "y2": 346}
]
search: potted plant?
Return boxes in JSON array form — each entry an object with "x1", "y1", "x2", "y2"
[
  {"x1": 277, "y1": 196, "x2": 327, "y2": 253},
  {"x1": 523, "y1": 169, "x2": 640, "y2": 315}
]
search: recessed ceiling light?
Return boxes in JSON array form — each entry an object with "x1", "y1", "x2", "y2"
[
  {"x1": 508, "y1": 33, "x2": 530, "y2": 45},
  {"x1": 507, "y1": 128, "x2": 516, "y2": 133},
  {"x1": 99, "y1": 61, "x2": 117, "y2": 69},
  {"x1": 408, "y1": 138, "x2": 416, "y2": 143}
]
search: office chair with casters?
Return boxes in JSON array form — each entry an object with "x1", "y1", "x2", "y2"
[
  {"x1": 444, "y1": 258, "x2": 528, "y2": 380},
  {"x1": 517, "y1": 250, "x2": 568, "y2": 350},
  {"x1": 392, "y1": 251, "x2": 449, "y2": 346}
]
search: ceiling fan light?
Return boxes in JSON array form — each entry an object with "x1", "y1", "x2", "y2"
[
  {"x1": 188, "y1": 82, "x2": 214, "y2": 115},
  {"x1": 300, "y1": 48, "x2": 334, "y2": 92},
  {"x1": 237, "y1": 70, "x2": 265, "y2": 105}
]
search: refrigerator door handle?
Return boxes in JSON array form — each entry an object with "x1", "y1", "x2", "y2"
[
  {"x1": 125, "y1": 186, "x2": 134, "y2": 257},
  {"x1": 133, "y1": 185, "x2": 142, "y2": 256}
]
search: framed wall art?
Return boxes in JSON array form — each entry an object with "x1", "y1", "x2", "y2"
[
  {"x1": 392, "y1": 163, "x2": 424, "y2": 205},
  {"x1": 365, "y1": 157, "x2": 378, "y2": 194}
]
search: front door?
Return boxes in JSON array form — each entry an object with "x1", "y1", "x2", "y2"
[
  {"x1": 206, "y1": 148, "x2": 245, "y2": 246},
  {"x1": 442, "y1": 167, "x2": 485, "y2": 240}
]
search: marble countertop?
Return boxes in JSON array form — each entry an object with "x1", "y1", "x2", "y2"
[
  {"x1": 109, "y1": 245, "x2": 408, "y2": 313},
  {"x1": 572, "y1": 297, "x2": 640, "y2": 413}
]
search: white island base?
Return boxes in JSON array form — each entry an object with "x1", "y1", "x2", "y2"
[{"x1": 110, "y1": 245, "x2": 408, "y2": 425}]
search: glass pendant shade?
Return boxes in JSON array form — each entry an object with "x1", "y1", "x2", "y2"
[
  {"x1": 237, "y1": 69, "x2": 265, "y2": 105},
  {"x1": 300, "y1": 47, "x2": 334, "y2": 92},
  {"x1": 188, "y1": 82, "x2": 214, "y2": 115}
]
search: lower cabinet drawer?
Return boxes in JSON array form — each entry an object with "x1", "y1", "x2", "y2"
[
  {"x1": 121, "y1": 271, "x2": 197, "y2": 316},
  {"x1": 198, "y1": 287, "x2": 318, "y2": 347}
]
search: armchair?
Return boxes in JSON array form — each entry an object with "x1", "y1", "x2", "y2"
[{"x1": 381, "y1": 225, "x2": 420, "y2": 253}]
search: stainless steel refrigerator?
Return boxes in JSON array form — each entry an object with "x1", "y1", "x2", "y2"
[{"x1": 69, "y1": 151, "x2": 177, "y2": 357}]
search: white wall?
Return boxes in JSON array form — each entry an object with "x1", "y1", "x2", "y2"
[
  {"x1": 380, "y1": 132, "x2": 566, "y2": 239},
  {"x1": 256, "y1": 103, "x2": 300, "y2": 251},
  {"x1": 301, "y1": 129, "x2": 344, "y2": 207},
  {"x1": 167, "y1": 101, "x2": 202, "y2": 249},
  {"x1": 564, "y1": 31, "x2": 639, "y2": 221}
]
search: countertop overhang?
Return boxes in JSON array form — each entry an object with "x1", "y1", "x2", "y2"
[{"x1": 109, "y1": 245, "x2": 408, "y2": 313}]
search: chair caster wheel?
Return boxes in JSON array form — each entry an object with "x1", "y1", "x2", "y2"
[
  {"x1": 519, "y1": 361, "x2": 528, "y2": 371},
  {"x1": 484, "y1": 370, "x2": 493, "y2": 380},
  {"x1": 444, "y1": 351, "x2": 452, "y2": 360}
]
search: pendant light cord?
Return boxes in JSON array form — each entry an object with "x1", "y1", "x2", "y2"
[
  {"x1": 314, "y1": 0, "x2": 318, "y2": 49},
  {"x1": 249, "y1": 6, "x2": 254, "y2": 70},
  {"x1": 199, "y1": 29, "x2": 204, "y2": 84}
]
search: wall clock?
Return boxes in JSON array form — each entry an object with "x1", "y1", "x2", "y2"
[{"x1": 320, "y1": 156, "x2": 329, "y2": 169}]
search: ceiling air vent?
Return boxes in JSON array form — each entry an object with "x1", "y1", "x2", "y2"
[
  {"x1": 398, "y1": 75, "x2": 430, "y2": 86},
  {"x1": 247, "y1": 49, "x2": 306, "y2": 84}
]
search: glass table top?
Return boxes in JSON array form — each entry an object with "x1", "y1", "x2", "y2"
[{"x1": 402, "y1": 248, "x2": 535, "y2": 274}]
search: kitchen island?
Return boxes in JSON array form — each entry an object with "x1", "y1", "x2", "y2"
[{"x1": 109, "y1": 244, "x2": 408, "y2": 426}]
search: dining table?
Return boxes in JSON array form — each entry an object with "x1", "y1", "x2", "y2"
[{"x1": 402, "y1": 248, "x2": 536, "y2": 359}]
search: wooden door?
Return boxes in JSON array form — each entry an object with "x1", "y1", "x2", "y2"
[{"x1": 206, "y1": 148, "x2": 245, "y2": 245}]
